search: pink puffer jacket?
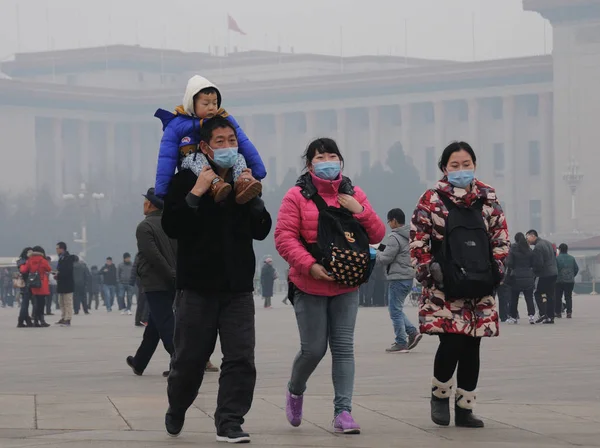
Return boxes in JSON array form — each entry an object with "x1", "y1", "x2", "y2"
[{"x1": 275, "y1": 173, "x2": 386, "y2": 297}]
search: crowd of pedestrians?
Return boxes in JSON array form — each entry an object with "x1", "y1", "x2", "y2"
[{"x1": 2, "y1": 74, "x2": 591, "y2": 444}]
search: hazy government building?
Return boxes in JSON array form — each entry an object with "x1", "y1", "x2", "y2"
[{"x1": 0, "y1": 0, "x2": 599, "y2": 238}]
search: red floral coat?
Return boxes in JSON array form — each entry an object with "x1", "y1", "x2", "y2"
[{"x1": 410, "y1": 179, "x2": 509, "y2": 338}]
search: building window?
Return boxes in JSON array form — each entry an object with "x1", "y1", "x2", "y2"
[
  {"x1": 528, "y1": 141, "x2": 541, "y2": 175},
  {"x1": 529, "y1": 199, "x2": 542, "y2": 232},
  {"x1": 525, "y1": 94, "x2": 539, "y2": 117},
  {"x1": 380, "y1": 105, "x2": 402, "y2": 126},
  {"x1": 424, "y1": 103, "x2": 435, "y2": 124},
  {"x1": 457, "y1": 100, "x2": 468, "y2": 122},
  {"x1": 493, "y1": 143, "x2": 505, "y2": 175},
  {"x1": 491, "y1": 98, "x2": 503, "y2": 120},
  {"x1": 360, "y1": 151, "x2": 370, "y2": 174},
  {"x1": 138, "y1": 72, "x2": 144, "y2": 83},
  {"x1": 255, "y1": 114, "x2": 276, "y2": 135},
  {"x1": 426, "y1": 147, "x2": 437, "y2": 181}
]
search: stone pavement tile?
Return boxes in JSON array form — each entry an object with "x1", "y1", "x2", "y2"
[
  {"x1": 426, "y1": 427, "x2": 572, "y2": 446},
  {"x1": 0, "y1": 395, "x2": 34, "y2": 429},
  {"x1": 108, "y1": 395, "x2": 213, "y2": 431},
  {"x1": 532, "y1": 403, "x2": 600, "y2": 423},
  {"x1": 36, "y1": 395, "x2": 128, "y2": 431}
]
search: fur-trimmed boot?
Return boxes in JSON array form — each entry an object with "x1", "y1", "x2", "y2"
[
  {"x1": 431, "y1": 378, "x2": 453, "y2": 426},
  {"x1": 455, "y1": 388, "x2": 484, "y2": 428}
]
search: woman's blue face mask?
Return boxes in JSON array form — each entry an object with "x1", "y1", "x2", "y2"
[
  {"x1": 313, "y1": 161, "x2": 341, "y2": 181},
  {"x1": 447, "y1": 169, "x2": 475, "y2": 189}
]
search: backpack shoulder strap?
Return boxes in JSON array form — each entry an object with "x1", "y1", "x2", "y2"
[
  {"x1": 309, "y1": 193, "x2": 328, "y2": 211},
  {"x1": 436, "y1": 191, "x2": 456, "y2": 210}
]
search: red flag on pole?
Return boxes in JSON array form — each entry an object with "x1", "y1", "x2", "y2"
[{"x1": 228, "y1": 14, "x2": 246, "y2": 35}]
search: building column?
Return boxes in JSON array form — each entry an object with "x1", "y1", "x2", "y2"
[
  {"x1": 79, "y1": 120, "x2": 90, "y2": 185},
  {"x1": 539, "y1": 92, "x2": 554, "y2": 233},
  {"x1": 335, "y1": 109, "x2": 352, "y2": 173},
  {"x1": 305, "y1": 111, "x2": 317, "y2": 140},
  {"x1": 53, "y1": 118, "x2": 63, "y2": 200},
  {"x1": 434, "y1": 101, "x2": 445, "y2": 156},
  {"x1": 368, "y1": 107, "x2": 381, "y2": 165},
  {"x1": 274, "y1": 114, "x2": 285, "y2": 186},
  {"x1": 400, "y1": 104, "x2": 412, "y2": 156},
  {"x1": 106, "y1": 122, "x2": 116, "y2": 197},
  {"x1": 467, "y1": 99, "x2": 480, "y2": 151},
  {"x1": 131, "y1": 123, "x2": 142, "y2": 185},
  {"x1": 503, "y1": 96, "x2": 516, "y2": 228}
]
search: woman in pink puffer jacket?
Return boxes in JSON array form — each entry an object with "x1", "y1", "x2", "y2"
[{"x1": 274, "y1": 138, "x2": 385, "y2": 435}]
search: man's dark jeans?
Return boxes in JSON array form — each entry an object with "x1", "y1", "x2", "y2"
[
  {"x1": 555, "y1": 282, "x2": 575, "y2": 315},
  {"x1": 535, "y1": 275, "x2": 557, "y2": 319},
  {"x1": 132, "y1": 290, "x2": 176, "y2": 372},
  {"x1": 73, "y1": 288, "x2": 89, "y2": 314},
  {"x1": 167, "y1": 290, "x2": 256, "y2": 432}
]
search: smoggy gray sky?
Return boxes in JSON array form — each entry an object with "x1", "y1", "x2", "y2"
[{"x1": 0, "y1": 0, "x2": 551, "y2": 62}]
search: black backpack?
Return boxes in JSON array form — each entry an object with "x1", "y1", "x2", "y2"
[
  {"x1": 434, "y1": 192, "x2": 497, "y2": 299},
  {"x1": 301, "y1": 193, "x2": 374, "y2": 288}
]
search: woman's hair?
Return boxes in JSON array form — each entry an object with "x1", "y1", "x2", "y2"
[
  {"x1": 559, "y1": 243, "x2": 568, "y2": 254},
  {"x1": 303, "y1": 138, "x2": 345, "y2": 170},
  {"x1": 19, "y1": 247, "x2": 33, "y2": 259},
  {"x1": 514, "y1": 232, "x2": 530, "y2": 253},
  {"x1": 438, "y1": 141, "x2": 477, "y2": 172},
  {"x1": 32, "y1": 246, "x2": 45, "y2": 255}
]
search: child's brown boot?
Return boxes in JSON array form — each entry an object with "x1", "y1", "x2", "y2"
[
  {"x1": 234, "y1": 171, "x2": 262, "y2": 204},
  {"x1": 210, "y1": 177, "x2": 232, "y2": 203}
]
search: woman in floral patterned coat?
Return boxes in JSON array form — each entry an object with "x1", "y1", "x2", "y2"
[{"x1": 410, "y1": 141, "x2": 509, "y2": 429}]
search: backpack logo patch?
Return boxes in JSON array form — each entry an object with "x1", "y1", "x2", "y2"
[{"x1": 345, "y1": 232, "x2": 356, "y2": 243}]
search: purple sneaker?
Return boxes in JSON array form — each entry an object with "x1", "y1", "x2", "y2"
[
  {"x1": 333, "y1": 411, "x2": 361, "y2": 434},
  {"x1": 286, "y1": 391, "x2": 303, "y2": 427}
]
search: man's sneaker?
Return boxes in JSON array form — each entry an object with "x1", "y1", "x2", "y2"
[
  {"x1": 127, "y1": 310, "x2": 132, "y2": 315},
  {"x1": 386, "y1": 343, "x2": 410, "y2": 353},
  {"x1": 59, "y1": 320, "x2": 71, "y2": 327},
  {"x1": 120, "y1": 310, "x2": 127, "y2": 315},
  {"x1": 165, "y1": 409, "x2": 185, "y2": 438},
  {"x1": 55, "y1": 318, "x2": 65, "y2": 325},
  {"x1": 285, "y1": 391, "x2": 303, "y2": 427},
  {"x1": 407, "y1": 333, "x2": 423, "y2": 350},
  {"x1": 567, "y1": 313, "x2": 572, "y2": 319},
  {"x1": 505, "y1": 317, "x2": 518, "y2": 324},
  {"x1": 216, "y1": 426, "x2": 250, "y2": 443},
  {"x1": 528, "y1": 315, "x2": 536, "y2": 325},
  {"x1": 162, "y1": 370, "x2": 170, "y2": 378},
  {"x1": 126, "y1": 356, "x2": 143, "y2": 376},
  {"x1": 542, "y1": 318, "x2": 555, "y2": 324},
  {"x1": 333, "y1": 411, "x2": 361, "y2": 434},
  {"x1": 535, "y1": 315, "x2": 547, "y2": 324}
]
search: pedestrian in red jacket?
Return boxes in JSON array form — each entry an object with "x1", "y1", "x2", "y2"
[{"x1": 20, "y1": 246, "x2": 52, "y2": 327}]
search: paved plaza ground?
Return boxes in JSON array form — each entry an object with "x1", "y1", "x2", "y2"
[{"x1": 0, "y1": 293, "x2": 599, "y2": 447}]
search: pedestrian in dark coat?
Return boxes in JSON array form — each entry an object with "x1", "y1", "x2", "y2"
[
  {"x1": 260, "y1": 257, "x2": 277, "y2": 308},
  {"x1": 505, "y1": 232, "x2": 536, "y2": 323}
]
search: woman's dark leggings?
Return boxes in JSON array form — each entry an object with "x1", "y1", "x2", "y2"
[
  {"x1": 18, "y1": 288, "x2": 31, "y2": 323},
  {"x1": 434, "y1": 334, "x2": 482, "y2": 391},
  {"x1": 33, "y1": 296, "x2": 46, "y2": 322}
]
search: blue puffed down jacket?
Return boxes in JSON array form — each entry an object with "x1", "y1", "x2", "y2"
[{"x1": 153, "y1": 75, "x2": 266, "y2": 198}]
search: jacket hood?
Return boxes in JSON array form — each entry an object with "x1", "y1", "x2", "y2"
[
  {"x1": 182, "y1": 75, "x2": 221, "y2": 116},
  {"x1": 393, "y1": 225, "x2": 410, "y2": 240}
]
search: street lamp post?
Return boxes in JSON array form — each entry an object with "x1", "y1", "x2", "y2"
[
  {"x1": 62, "y1": 183, "x2": 105, "y2": 259},
  {"x1": 562, "y1": 157, "x2": 584, "y2": 232}
]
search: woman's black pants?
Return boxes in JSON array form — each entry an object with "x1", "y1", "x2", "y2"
[{"x1": 434, "y1": 334, "x2": 481, "y2": 391}]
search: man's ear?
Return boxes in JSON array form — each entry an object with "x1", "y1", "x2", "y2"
[{"x1": 199, "y1": 141, "x2": 210, "y2": 155}]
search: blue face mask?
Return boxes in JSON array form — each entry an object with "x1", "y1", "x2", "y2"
[
  {"x1": 211, "y1": 146, "x2": 238, "y2": 169},
  {"x1": 447, "y1": 170, "x2": 475, "y2": 189},
  {"x1": 314, "y1": 161, "x2": 341, "y2": 181}
]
